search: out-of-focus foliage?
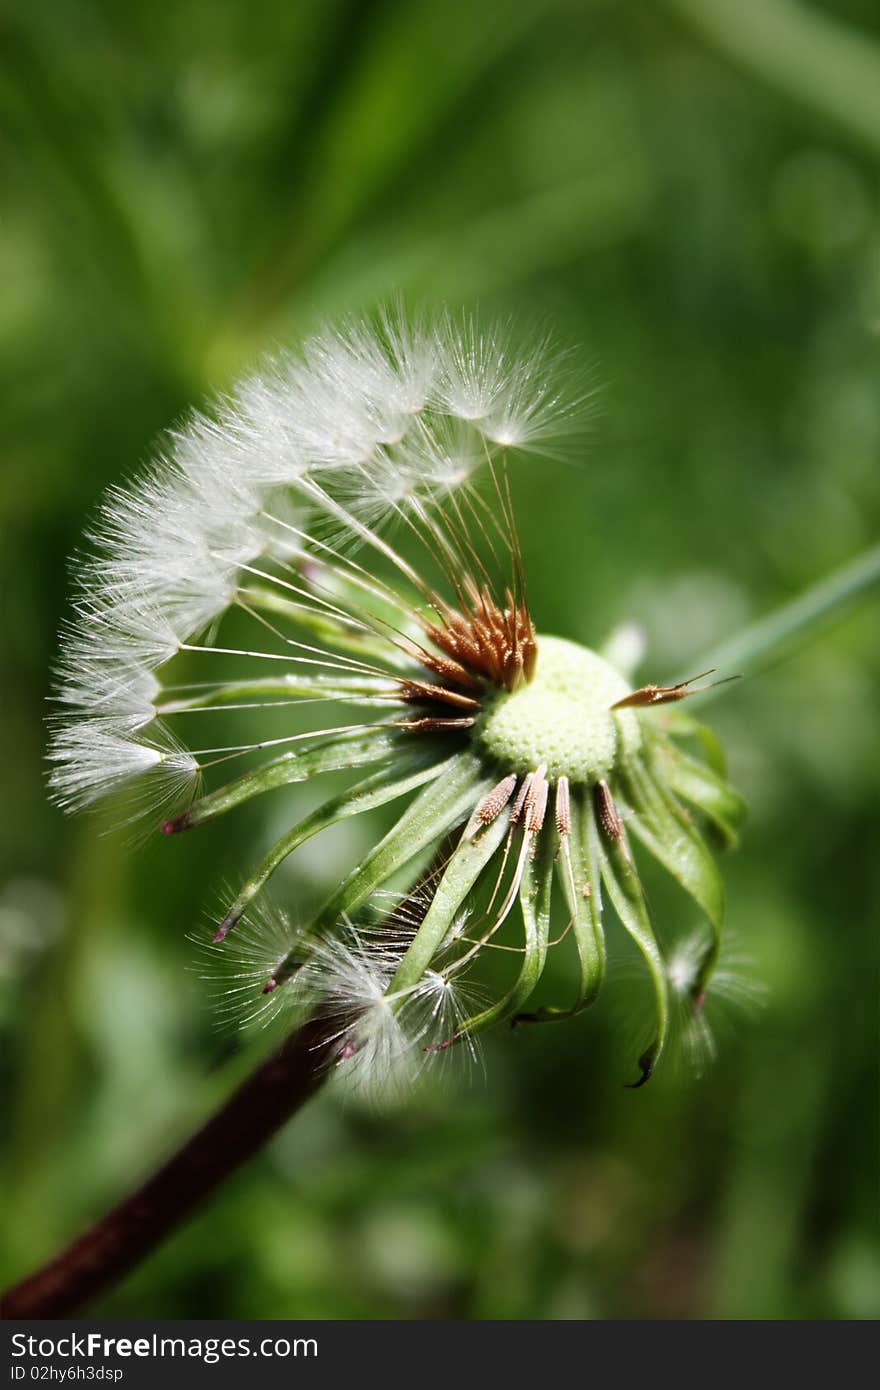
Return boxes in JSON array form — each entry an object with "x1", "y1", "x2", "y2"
[{"x1": 1, "y1": 0, "x2": 878, "y2": 1320}]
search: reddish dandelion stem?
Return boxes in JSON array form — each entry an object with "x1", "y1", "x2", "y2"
[{"x1": 0, "y1": 1014, "x2": 334, "y2": 1319}]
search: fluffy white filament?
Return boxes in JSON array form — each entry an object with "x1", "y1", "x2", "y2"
[
  {"x1": 666, "y1": 931, "x2": 767, "y2": 1078},
  {"x1": 49, "y1": 307, "x2": 577, "y2": 817},
  {"x1": 307, "y1": 924, "x2": 480, "y2": 1096},
  {"x1": 196, "y1": 900, "x2": 480, "y2": 1096},
  {"x1": 47, "y1": 722, "x2": 199, "y2": 815}
]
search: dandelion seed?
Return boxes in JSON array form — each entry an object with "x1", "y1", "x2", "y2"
[
  {"x1": 666, "y1": 930, "x2": 767, "y2": 1079},
  {"x1": 192, "y1": 899, "x2": 306, "y2": 1033},
  {"x1": 47, "y1": 721, "x2": 199, "y2": 815}
]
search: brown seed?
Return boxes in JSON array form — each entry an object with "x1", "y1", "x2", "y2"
[
  {"x1": 510, "y1": 774, "x2": 532, "y2": 825},
  {"x1": 423, "y1": 584, "x2": 537, "y2": 695},
  {"x1": 476, "y1": 773, "x2": 518, "y2": 826},
  {"x1": 594, "y1": 779, "x2": 623, "y2": 840},
  {"x1": 397, "y1": 716, "x2": 476, "y2": 734},
  {"x1": 526, "y1": 770, "x2": 549, "y2": 834},
  {"x1": 555, "y1": 776, "x2": 571, "y2": 838},
  {"x1": 611, "y1": 669, "x2": 739, "y2": 710},
  {"x1": 398, "y1": 679, "x2": 481, "y2": 712}
]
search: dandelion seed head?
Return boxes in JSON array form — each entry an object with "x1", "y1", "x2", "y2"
[{"x1": 49, "y1": 304, "x2": 748, "y2": 1090}]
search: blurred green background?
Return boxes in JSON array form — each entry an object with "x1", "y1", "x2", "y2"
[{"x1": 2, "y1": 0, "x2": 879, "y2": 1320}]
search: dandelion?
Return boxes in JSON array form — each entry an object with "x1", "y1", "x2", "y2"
[{"x1": 50, "y1": 306, "x2": 746, "y2": 1089}]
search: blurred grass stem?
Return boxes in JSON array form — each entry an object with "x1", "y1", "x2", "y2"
[
  {"x1": 687, "y1": 542, "x2": 880, "y2": 697},
  {"x1": 667, "y1": 0, "x2": 880, "y2": 157}
]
